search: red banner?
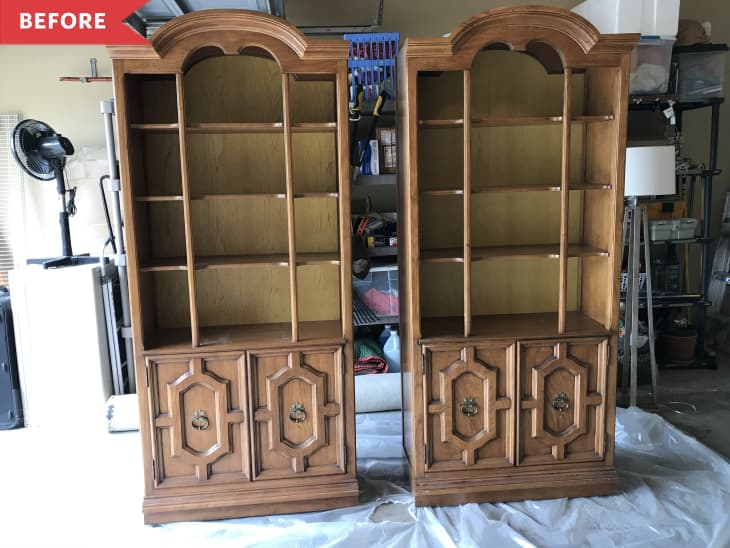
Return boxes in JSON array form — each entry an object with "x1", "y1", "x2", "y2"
[{"x1": 0, "y1": 0, "x2": 149, "y2": 44}]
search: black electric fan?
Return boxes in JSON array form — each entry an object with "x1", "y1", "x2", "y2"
[{"x1": 10, "y1": 119, "x2": 95, "y2": 268}]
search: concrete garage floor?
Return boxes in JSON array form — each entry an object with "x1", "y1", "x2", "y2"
[{"x1": 648, "y1": 355, "x2": 730, "y2": 459}]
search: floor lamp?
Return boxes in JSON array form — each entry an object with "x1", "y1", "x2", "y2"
[{"x1": 623, "y1": 145, "x2": 676, "y2": 407}]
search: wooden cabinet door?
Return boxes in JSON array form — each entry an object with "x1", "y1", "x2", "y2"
[
  {"x1": 517, "y1": 338, "x2": 609, "y2": 466},
  {"x1": 147, "y1": 353, "x2": 249, "y2": 488},
  {"x1": 423, "y1": 342, "x2": 515, "y2": 472},
  {"x1": 249, "y1": 346, "x2": 346, "y2": 480}
]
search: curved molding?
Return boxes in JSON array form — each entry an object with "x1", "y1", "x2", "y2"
[
  {"x1": 403, "y1": 6, "x2": 638, "y2": 69},
  {"x1": 450, "y1": 6, "x2": 601, "y2": 55},
  {"x1": 152, "y1": 10, "x2": 309, "y2": 58}
]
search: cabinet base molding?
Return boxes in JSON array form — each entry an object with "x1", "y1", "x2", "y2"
[
  {"x1": 142, "y1": 479, "x2": 360, "y2": 524},
  {"x1": 412, "y1": 466, "x2": 618, "y2": 507}
]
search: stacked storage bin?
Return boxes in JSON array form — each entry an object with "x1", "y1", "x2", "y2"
[{"x1": 572, "y1": 0, "x2": 680, "y2": 95}]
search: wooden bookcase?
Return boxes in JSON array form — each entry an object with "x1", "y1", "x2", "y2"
[
  {"x1": 397, "y1": 7, "x2": 637, "y2": 505},
  {"x1": 110, "y1": 11, "x2": 358, "y2": 523}
]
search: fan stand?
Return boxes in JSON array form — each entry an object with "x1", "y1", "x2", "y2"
[{"x1": 26, "y1": 160, "x2": 98, "y2": 269}]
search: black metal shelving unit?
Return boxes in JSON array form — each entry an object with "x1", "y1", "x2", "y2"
[{"x1": 627, "y1": 95, "x2": 724, "y2": 368}]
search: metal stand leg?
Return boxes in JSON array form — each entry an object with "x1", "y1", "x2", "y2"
[
  {"x1": 621, "y1": 206, "x2": 632, "y2": 404},
  {"x1": 629, "y1": 201, "x2": 641, "y2": 407},
  {"x1": 641, "y1": 205, "x2": 659, "y2": 408}
]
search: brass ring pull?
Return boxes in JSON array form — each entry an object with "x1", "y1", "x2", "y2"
[
  {"x1": 191, "y1": 409, "x2": 209, "y2": 430},
  {"x1": 289, "y1": 403, "x2": 307, "y2": 423},
  {"x1": 552, "y1": 392, "x2": 570, "y2": 412},
  {"x1": 460, "y1": 397, "x2": 479, "y2": 417}
]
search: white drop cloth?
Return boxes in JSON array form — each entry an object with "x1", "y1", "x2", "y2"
[{"x1": 1, "y1": 407, "x2": 728, "y2": 547}]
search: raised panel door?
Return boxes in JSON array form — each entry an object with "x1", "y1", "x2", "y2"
[
  {"x1": 147, "y1": 353, "x2": 249, "y2": 488},
  {"x1": 423, "y1": 342, "x2": 515, "y2": 471},
  {"x1": 249, "y1": 346, "x2": 346, "y2": 480},
  {"x1": 517, "y1": 338, "x2": 608, "y2": 465}
]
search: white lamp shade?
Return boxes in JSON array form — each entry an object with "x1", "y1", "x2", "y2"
[{"x1": 624, "y1": 145, "x2": 676, "y2": 197}]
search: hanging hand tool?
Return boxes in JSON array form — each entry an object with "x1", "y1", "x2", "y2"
[
  {"x1": 349, "y1": 84, "x2": 364, "y2": 169},
  {"x1": 351, "y1": 88, "x2": 389, "y2": 179}
]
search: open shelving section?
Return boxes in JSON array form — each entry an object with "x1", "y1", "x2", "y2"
[
  {"x1": 399, "y1": 7, "x2": 636, "y2": 507},
  {"x1": 627, "y1": 96, "x2": 723, "y2": 367}
]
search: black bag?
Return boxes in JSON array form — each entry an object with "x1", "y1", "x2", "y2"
[{"x1": 0, "y1": 287, "x2": 22, "y2": 429}]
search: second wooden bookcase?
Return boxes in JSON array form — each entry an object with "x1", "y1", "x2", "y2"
[{"x1": 397, "y1": 7, "x2": 637, "y2": 505}]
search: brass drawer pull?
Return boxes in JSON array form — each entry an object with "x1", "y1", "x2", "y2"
[
  {"x1": 289, "y1": 403, "x2": 307, "y2": 423},
  {"x1": 460, "y1": 397, "x2": 479, "y2": 417},
  {"x1": 552, "y1": 392, "x2": 570, "y2": 412},
  {"x1": 191, "y1": 409, "x2": 209, "y2": 430}
]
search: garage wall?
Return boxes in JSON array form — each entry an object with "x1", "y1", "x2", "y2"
[
  {"x1": 1, "y1": 1, "x2": 729, "y2": 262},
  {"x1": 0, "y1": 46, "x2": 113, "y2": 260}
]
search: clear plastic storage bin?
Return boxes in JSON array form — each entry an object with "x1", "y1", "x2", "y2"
[
  {"x1": 571, "y1": 0, "x2": 679, "y2": 36},
  {"x1": 630, "y1": 37, "x2": 675, "y2": 95},
  {"x1": 675, "y1": 46, "x2": 729, "y2": 102},
  {"x1": 353, "y1": 265, "x2": 399, "y2": 318}
]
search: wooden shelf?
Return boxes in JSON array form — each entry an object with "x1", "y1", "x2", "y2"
[
  {"x1": 191, "y1": 193, "x2": 286, "y2": 200},
  {"x1": 198, "y1": 320, "x2": 343, "y2": 349},
  {"x1": 420, "y1": 244, "x2": 608, "y2": 262},
  {"x1": 142, "y1": 320, "x2": 344, "y2": 353},
  {"x1": 422, "y1": 183, "x2": 611, "y2": 196},
  {"x1": 186, "y1": 122, "x2": 336, "y2": 133},
  {"x1": 140, "y1": 257, "x2": 187, "y2": 272},
  {"x1": 194, "y1": 252, "x2": 340, "y2": 269},
  {"x1": 419, "y1": 312, "x2": 610, "y2": 342},
  {"x1": 421, "y1": 188, "x2": 464, "y2": 196},
  {"x1": 135, "y1": 195, "x2": 184, "y2": 202},
  {"x1": 130, "y1": 123, "x2": 179, "y2": 131},
  {"x1": 418, "y1": 115, "x2": 614, "y2": 128}
]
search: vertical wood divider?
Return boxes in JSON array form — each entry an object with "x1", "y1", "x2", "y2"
[
  {"x1": 282, "y1": 74, "x2": 299, "y2": 341},
  {"x1": 175, "y1": 72, "x2": 199, "y2": 347},
  {"x1": 336, "y1": 66, "x2": 353, "y2": 341},
  {"x1": 559, "y1": 69, "x2": 573, "y2": 334},
  {"x1": 463, "y1": 69, "x2": 472, "y2": 337}
]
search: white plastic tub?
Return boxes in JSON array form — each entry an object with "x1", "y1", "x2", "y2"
[
  {"x1": 571, "y1": 0, "x2": 641, "y2": 34},
  {"x1": 571, "y1": 0, "x2": 679, "y2": 36}
]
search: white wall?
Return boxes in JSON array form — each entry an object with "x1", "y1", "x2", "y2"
[{"x1": 0, "y1": 45, "x2": 114, "y2": 261}]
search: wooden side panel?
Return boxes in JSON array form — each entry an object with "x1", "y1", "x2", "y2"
[
  {"x1": 517, "y1": 338, "x2": 608, "y2": 466},
  {"x1": 148, "y1": 353, "x2": 249, "y2": 488},
  {"x1": 249, "y1": 347, "x2": 346, "y2": 480},
  {"x1": 424, "y1": 342, "x2": 515, "y2": 471}
]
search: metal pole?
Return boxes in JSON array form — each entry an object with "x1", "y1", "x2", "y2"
[{"x1": 101, "y1": 99, "x2": 136, "y2": 393}]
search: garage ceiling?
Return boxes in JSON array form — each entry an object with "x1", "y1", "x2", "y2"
[{"x1": 129, "y1": 0, "x2": 383, "y2": 37}]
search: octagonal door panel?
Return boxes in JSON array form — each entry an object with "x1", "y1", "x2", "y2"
[
  {"x1": 517, "y1": 338, "x2": 608, "y2": 466},
  {"x1": 147, "y1": 353, "x2": 249, "y2": 489},
  {"x1": 423, "y1": 342, "x2": 515, "y2": 472},
  {"x1": 249, "y1": 346, "x2": 345, "y2": 480}
]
